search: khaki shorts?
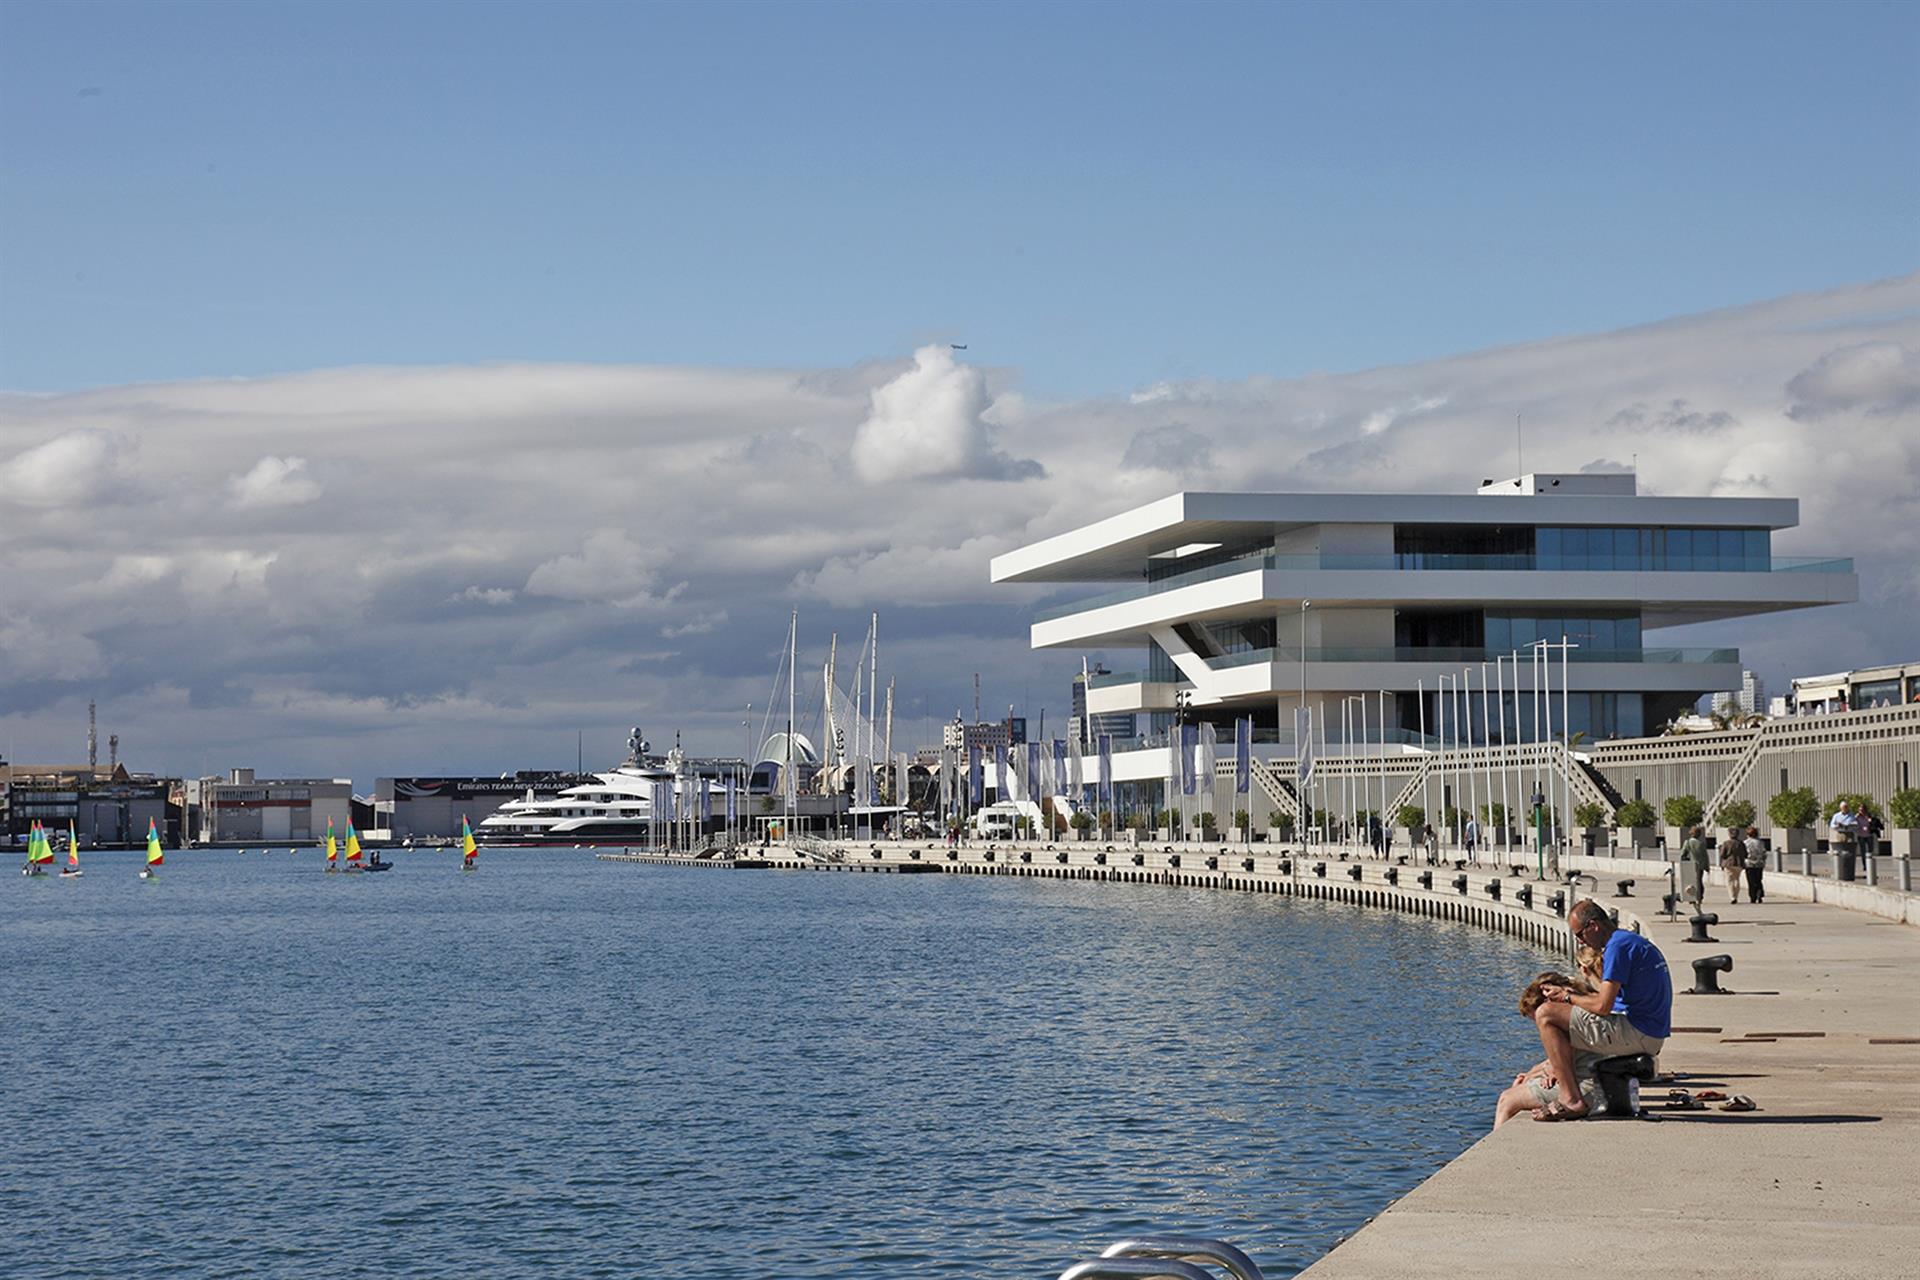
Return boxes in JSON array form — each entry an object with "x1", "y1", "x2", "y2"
[{"x1": 1569, "y1": 1007, "x2": 1666, "y2": 1059}]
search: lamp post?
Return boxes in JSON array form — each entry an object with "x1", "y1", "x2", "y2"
[{"x1": 1299, "y1": 600, "x2": 1311, "y2": 843}]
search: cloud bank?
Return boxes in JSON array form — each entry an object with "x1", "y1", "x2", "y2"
[{"x1": 2, "y1": 276, "x2": 1915, "y2": 782}]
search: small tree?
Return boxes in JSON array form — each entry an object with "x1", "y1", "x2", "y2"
[
  {"x1": 1890, "y1": 788, "x2": 1920, "y2": 829},
  {"x1": 1710, "y1": 798, "x2": 1756, "y2": 831},
  {"x1": 1767, "y1": 787, "x2": 1819, "y2": 829},
  {"x1": 1155, "y1": 807, "x2": 1182, "y2": 832},
  {"x1": 1822, "y1": 792, "x2": 1880, "y2": 822},
  {"x1": 1196, "y1": 811, "x2": 1217, "y2": 835},
  {"x1": 1099, "y1": 808, "x2": 1115, "y2": 837},
  {"x1": 1070, "y1": 811, "x2": 1094, "y2": 835},
  {"x1": 1478, "y1": 801, "x2": 1509, "y2": 827},
  {"x1": 1614, "y1": 798, "x2": 1657, "y2": 828},
  {"x1": 1441, "y1": 805, "x2": 1461, "y2": 829},
  {"x1": 1232, "y1": 808, "x2": 1250, "y2": 833},
  {"x1": 1396, "y1": 804, "x2": 1425, "y2": 829},
  {"x1": 1573, "y1": 801, "x2": 1607, "y2": 830},
  {"x1": 1662, "y1": 794, "x2": 1705, "y2": 830},
  {"x1": 1271, "y1": 810, "x2": 1296, "y2": 837},
  {"x1": 1128, "y1": 811, "x2": 1149, "y2": 833}
]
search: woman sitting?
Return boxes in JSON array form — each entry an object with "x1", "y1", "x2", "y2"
[{"x1": 1493, "y1": 971, "x2": 1602, "y2": 1128}]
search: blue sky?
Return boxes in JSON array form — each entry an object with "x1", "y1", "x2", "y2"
[{"x1": 4, "y1": 0, "x2": 1916, "y2": 396}]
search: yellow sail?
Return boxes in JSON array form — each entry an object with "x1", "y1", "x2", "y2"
[
  {"x1": 31, "y1": 822, "x2": 55, "y2": 864},
  {"x1": 68, "y1": 821, "x2": 79, "y2": 867},
  {"x1": 145, "y1": 819, "x2": 164, "y2": 866},
  {"x1": 326, "y1": 816, "x2": 338, "y2": 863},
  {"x1": 461, "y1": 816, "x2": 477, "y2": 859},
  {"x1": 345, "y1": 826, "x2": 363, "y2": 862}
]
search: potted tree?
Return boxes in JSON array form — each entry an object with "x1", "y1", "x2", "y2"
[
  {"x1": 1768, "y1": 786, "x2": 1819, "y2": 856},
  {"x1": 1888, "y1": 787, "x2": 1920, "y2": 859},
  {"x1": 1613, "y1": 799, "x2": 1657, "y2": 852},
  {"x1": 1070, "y1": 810, "x2": 1094, "y2": 842},
  {"x1": 1268, "y1": 809, "x2": 1294, "y2": 845},
  {"x1": 1573, "y1": 801, "x2": 1607, "y2": 852},
  {"x1": 1155, "y1": 807, "x2": 1180, "y2": 843},
  {"x1": 1127, "y1": 812, "x2": 1148, "y2": 844},
  {"x1": 1396, "y1": 804, "x2": 1425, "y2": 848},
  {"x1": 1231, "y1": 808, "x2": 1250, "y2": 845},
  {"x1": 1662, "y1": 794, "x2": 1705, "y2": 852},
  {"x1": 1195, "y1": 811, "x2": 1217, "y2": 843},
  {"x1": 1710, "y1": 798, "x2": 1756, "y2": 837},
  {"x1": 1479, "y1": 801, "x2": 1510, "y2": 850}
]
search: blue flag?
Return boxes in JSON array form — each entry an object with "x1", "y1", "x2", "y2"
[
  {"x1": 700, "y1": 784, "x2": 713, "y2": 824},
  {"x1": 1235, "y1": 717, "x2": 1251, "y2": 795},
  {"x1": 1026, "y1": 741, "x2": 1041, "y2": 801},
  {"x1": 1098, "y1": 733, "x2": 1114, "y2": 812},
  {"x1": 994, "y1": 744, "x2": 1008, "y2": 799},
  {"x1": 1180, "y1": 723, "x2": 1198, "y2": 796},
  {"x1": 968, "y1": 745, "x2": 983, "y2": 806},
  {"x1": 724, "y1": 774, "x2": 737, "y2": 823}
]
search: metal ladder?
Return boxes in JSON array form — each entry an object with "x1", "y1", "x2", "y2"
[{"x1": 1057, "y1": 1236, "x2": 1265, "y2": 1280}]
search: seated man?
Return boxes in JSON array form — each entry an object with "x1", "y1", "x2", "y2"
[{"x1": 1529, "y1": 898, "x2": 1672, "y2": 1120}]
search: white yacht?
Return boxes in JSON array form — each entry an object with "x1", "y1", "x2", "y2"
[{"x1": 475, "y1": 729, "x2": 721, "y2": 846}]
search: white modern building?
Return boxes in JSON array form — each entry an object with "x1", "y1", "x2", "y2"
[{"x1": 992, "y1": 472, "x2": 1857, "y2": 762}]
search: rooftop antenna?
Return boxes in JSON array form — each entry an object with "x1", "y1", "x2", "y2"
[
  {"x1": 88, "y1": 701, "x2": 97, "y2": 770},
  {"x1": 109, "y1": 734, "x2": 119, "y2": 770},
  {"x1": 1516, "y1": 411, "x2": 1523, "y2": 479},
  {"x1": 974, "y1": 672, "x2": 981, "y2": 726},
  {"x1": 577, "y1": 730, "x2": 583, "y2": 773}
]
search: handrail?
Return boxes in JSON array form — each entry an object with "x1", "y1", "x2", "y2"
[
  {"x1": 1058, "y1": 1262, "x2": 1216, "y2": 1280},
  {"x1": 1100, "y1": 1236, "x2": 1266, "y2": 1280}
]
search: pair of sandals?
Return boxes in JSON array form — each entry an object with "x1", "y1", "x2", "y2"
[{"x1": 1669, "y1": 1090, "x2": 1758, "y2": 1112}]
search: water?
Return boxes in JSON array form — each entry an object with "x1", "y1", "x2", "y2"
[{"x1": 1, "y1": 850, "x2": 1555, "y2": 1278}]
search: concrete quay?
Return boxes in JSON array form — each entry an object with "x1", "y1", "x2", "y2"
[{"x1": 611, "y1": 838, "x2": 1919, "y2": 1278}]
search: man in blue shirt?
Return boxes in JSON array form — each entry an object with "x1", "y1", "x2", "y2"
[{"x1": 1531, "y1": 897, "x2": 1673, "y2": 1120}]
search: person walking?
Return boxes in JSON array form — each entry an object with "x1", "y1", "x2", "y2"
[
  {"x1": 1742, "y1": 825, "x2": 1767, "y2": 904},
  {"x1": 1719, "y1": 827, "x2": 1746, "y2": 904},
  {"x1": 1678, "y1": 824, "x2": 1709, "y2": 908},
  {"x1": 1830, "y1": 800, "x2": 1857, "y2": 878},
  {"x1": 1464, "y1": 814, "x2": 1480, "y2": 862}
]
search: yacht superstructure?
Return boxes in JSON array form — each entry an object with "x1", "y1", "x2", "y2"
[{"x1": 475, "y1": 729, "x2": 726, "y2": 846}]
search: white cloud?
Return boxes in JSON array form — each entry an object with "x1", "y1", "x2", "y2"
[
  {"x1": 525, "y1": 529, "x2": 672, "y2": 609},
  {"x1": 230, "y1": 455, "x2": 321, "y2": 508},
  {"x1": 453, "y1": 586, "x2": 517, "y2": 606},
  {"x1": 0, "y1": 428, "x2": 122, "y2": 506},
  {"x1": 1786, "y1": 342, "x2": 1920, "y2": 419},
  {"x1": 850, "y1": 345, "x2": 1042, "y2": 483}
]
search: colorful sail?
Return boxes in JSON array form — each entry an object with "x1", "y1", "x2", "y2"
[
  {"x1": 461, "y1": 816, "x2": 477, "y2": 860},
  {"x1": 68, "y1": 820, "x2": 80, "y2": 867},
  {"x1": 145, "y1": 818, "x2": 164, "y2": 866},
  {"x1": 31, "y1": 821, "x2": 56, "y2": 864},
  {"x1": 326, "y1": 816, "x2": 338, "y2": 863},
  {"x1": 345, "y1": 824, "x2": 363, "y2": 862}
]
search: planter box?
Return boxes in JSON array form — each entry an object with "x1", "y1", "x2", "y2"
[
  {"x1": 1227, "y1": 828, "x2": 1245, "y2": 845},
  {"x1": 1155, "y1": 828, "x2": 1173, "y2": 843},
  {"x1": 1771, "y1": 826, "x2": 1816, "y2": 855},
  {"x1": 1615, "y1": 826, "x2": 1655, "y2": 852},
  {"x1": 1889, "y1": 828, "x2": 1919, "y2": 859},
  {"x1": 1663, "y1": 825, "x2": 1688, "y2": 851}
]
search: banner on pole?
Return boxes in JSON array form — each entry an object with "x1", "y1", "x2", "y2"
[
  {"x1": 1294, "y1": 707, "x2": 1316, "y2": 786},
  {"x1": 725, "y1": 774, "x2": 737, "y2": 824},
  {"x1": 968, "y1": 745, "x2": 983, "y2": 806},
  {"x1": 1235, "y1": 717, "x2": 1251, "y2": 795},
  {"x1": 1098, "y1": 733, "x2": 1114, "y2": 812},
  {"x1": 1180, "y1": 723, "x2": 1198, "y2": 796}
]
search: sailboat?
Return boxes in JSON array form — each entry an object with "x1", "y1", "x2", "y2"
[
  {"x1": 60, "y1": 820, "x2": 82, "y2": 878},
  {"x1": 325, "y1": 817, "x2": 340, "y2": 872},
  {"x1": 460, "y1": 815, "x2": 478, "y2": 871},
  {"x1": 23, "y1": 821, "x2": 54, "y2": 876},
  {"x1": 343, "y1": 823, "x2": 365, "y2": 872},
  {"x1": 139, "y1": 818, "x2": 163, "y2": 878}
]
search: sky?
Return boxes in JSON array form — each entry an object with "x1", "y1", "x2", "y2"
[{"x1": 1, "y1": 1, "x2": 1916, "y2": 787}]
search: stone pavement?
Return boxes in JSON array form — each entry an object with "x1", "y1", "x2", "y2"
[{"x1": 1296, "y1": 888, "x2": 1920, "y2": 1280}]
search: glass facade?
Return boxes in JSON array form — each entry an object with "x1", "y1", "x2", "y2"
[
  {"x1": 1485, "y1": 611, "x2": 1641, "y2": 654},
  {"x1": 1415, "y1": 690, "x2": 1645, "y2": 743},
  {"x1": 1391, "y1": 524, "x2": 1771, "y2": 571}
]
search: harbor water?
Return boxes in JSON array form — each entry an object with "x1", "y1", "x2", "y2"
[{"x1": 1, "y1": 849, "x2": 1551, "y2": 1278}]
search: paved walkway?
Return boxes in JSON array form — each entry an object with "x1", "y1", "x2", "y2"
[{"x1": 1297, "y1": 888, "x2": 1920, "y2": 1279}]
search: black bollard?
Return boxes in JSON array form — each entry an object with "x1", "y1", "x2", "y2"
[
  {"x1": 1206, "y1": 855, "x2": 1219, "y2": 871},
  {"x1": 1548, "y1": 889, "x2": 1566, "y2": 915},
  {"x1": 1278, "y1": 858, "x2": 1293, "y2": 876},
  {"x1": 1313, "y1": 861, "x2": 1327, "y2": 878},
  {"x1": 1515, "y1": 883, "x2": 1534, "y2": 908},
  {"x1": 909, "y1": 848, "x2": 920, "y2": 860},
  {"x1": 1347, "y1": 864, "x2": 1363, "y2": 881},
  {"x1": 1486, "y1": 878, "x2": 1502, "y2": 900},
  {"x1": 1384, "y1": 866, "x2": 1400, "y2": 885},
  {"x1": 1662, "y1": 892, "x2": 1682, "y2": 915},
  {"x1": 1417, "y1": 870, "x2": 1434, "y2": 889},
  {"x1": 1688, "y1": 954, "x2": 1734, "y2": 994},
  {"x1": 1131, "y1": 852, "x2": 1144, "y2": 867},
  {"x1": 1168, "y1": 853, "x2": 1181, "y2": 869},
  {"x1": 1055, "y1": 850, "x2": 1069, "y2": 864},
  {"x1": 1019, "y1": 850, "x2": 1032, "y2": 863},
  {"x1": 1687, "y1": 912, "x2": 1719, "y2": 943},
  {"x1": 984, "y1": 849, "x2": 996, "y2": 862},
  {"x1": 1241, "y1": 857, "x2": 1255, "y2": 872},
  {"x1": 946, "y1": 849, "x2": 958, "y2": 862},
  {"x1": 1453, "y1": 873, "x2": 1469, "y2": 894},
  {"x1": 1614, "y1": 878, "x2": 1635, "y2": 898},
  {"x1": 1094, "y1": 851, "x2": 1108, "y2": 865}
]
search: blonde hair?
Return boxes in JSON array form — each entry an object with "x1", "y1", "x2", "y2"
[{"x1": 1520, "y1": 970, "x2": 1594, "y2": 1017}]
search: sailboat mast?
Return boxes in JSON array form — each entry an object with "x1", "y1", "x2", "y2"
[
  {"x1": 868, "y1": 611, "x2": 879, "y2": 807},
  {"x1": 785, "y1": 610, "x2": 797, "y2": 837},
  {"x1": 884, "y1": 678, "x2": 894, "y2": 805}
]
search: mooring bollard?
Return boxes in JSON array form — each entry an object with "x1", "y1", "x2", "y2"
[
  {"x1": 1277, "y1": 858, "x2": 1293, "y2": 876},
  {"x1": 1453, "y1": 873, "x2": 1469, "y2": 894},
  {"x1": 1662, "y1": 892, "x2": 1682, "y2": 915},
  {"x1": 1384, "y1": 866, "x2": 1399, "y2": 885},
  {"x1": 1095, "y1": 851, "x2": 1108, "y2": 865},
  {"x1": 1206, "y1": 855, "x2": 1219, "y2": 871},
  {"x1": 1614, "y1": 878, "x2": 1635, "y2": 898},
  {"x1": 1417, "y1": 870, "x2": 1433, "y2": 889},
  {"x1": 1241, "y1": 857, "x2": 1255, "y2": 872},
  {"x1": 1515, "y1": 882, "x2": 1533, "y2": 908},
  {"x1": 1347, "y1": 864, "x2": 1362, "y2": 882},
  {"x1": 1687, "y1": 912, "x2": 1719, "y2": 943},
  {"x1": 1486, "y1": 878, "x2": 1502, "y2": 900},
  {"x1": 1312, "y1": 862, "x2": 1327, "y2": 878},
  {"x1": 1548, "y1": 889, "x2": 1566, "y2": 915},
  {"x1": 1688, "y1": 954, "x2": 1734, "y2": 994}
]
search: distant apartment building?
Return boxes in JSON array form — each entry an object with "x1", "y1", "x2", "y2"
[
  {"x1": 1713, "y1": 669, "x2": 1767, "y2": 717},
  {"x1": 940, "y1": 718, "x2": 1026, "y2": 755},
  {"x1": 1789, "y1": 660, "x2": 1920, "y2": 714}
]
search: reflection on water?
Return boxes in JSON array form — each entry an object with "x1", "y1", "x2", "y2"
[{"x1": 0, "y1": 850, "x2": 1551, "y2": 1278}]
